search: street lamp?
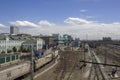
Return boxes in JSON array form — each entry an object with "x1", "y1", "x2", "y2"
[{"x1": 30, "y1": 44, "x2": 34, "y2": 80}]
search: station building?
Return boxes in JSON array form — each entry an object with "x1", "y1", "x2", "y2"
[
  {"x1": 0, "y1": 34, "x2": 45, "y2": 53},
  {"x1": 22, "y1": 38, "x2": 45, "y2": 51}
]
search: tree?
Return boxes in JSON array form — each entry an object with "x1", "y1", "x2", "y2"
[
  {"x1": 7, "y1": 49, "x2": 12, "y2": 53},
  {"x1": 19, "y1": 46, "x2": 24, "y2": 52},
  {"x1": 1, "y1": 51, "x2": 5, "y2": 54},
  {"x1": 12, "y1": 46, "x2": 17, "y2": 52},
  {"x1": 26, "y1": 48, "x2": 30, "y2": 52}
]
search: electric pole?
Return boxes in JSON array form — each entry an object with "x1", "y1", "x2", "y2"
[{"x1": 30, "y1": 45, "x2": 34, "y2": 80}]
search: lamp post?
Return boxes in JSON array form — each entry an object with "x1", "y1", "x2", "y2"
[
  {"x1": 104, "y1": 48, "x2": 107, "y2": 66},
  {"x1": 5, "y1": 36, "x2": 9, "y2": 54},
  {"x1": 30, "y1": 44, "x2": 34, "y2": 80},
  {"x1": 101, "y1": 24, "x2": 107, "y2": 66}
]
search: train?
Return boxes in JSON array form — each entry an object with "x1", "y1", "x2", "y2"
[
  {"x1": 0, "y1": 50, "x2": 59, "y2": 80},
  {"x1": 84, "y1": 44, "x2": 89, "y2": 52}
]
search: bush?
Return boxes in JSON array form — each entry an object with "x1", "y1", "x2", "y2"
[
  {"x1": 12, "y1": 46, "x2": 17, "y2": 52},
  {"x1": 7, "y1": 50, "x2": 12, "y2": 53},
  {"x1": 1, "y1": 51, "x2": 5, "y2": 53}
]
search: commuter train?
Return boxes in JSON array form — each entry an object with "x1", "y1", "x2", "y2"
[
  {"x1": 84, "y1": 44, "x2": 89, "y2": 52},
  {"x1": 0, "y1": 50, "x2": 59, "y2": 80}
]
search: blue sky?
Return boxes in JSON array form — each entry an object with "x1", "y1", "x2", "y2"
[
  {"x1": 0, "y1": 0, "x2": 120, "y2": 23},
  {"x1": 0, "y1": 0, "x2": 120, "y2": 39}
]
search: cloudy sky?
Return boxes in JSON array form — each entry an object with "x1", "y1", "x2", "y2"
[{"x1": 0, "y1": 0, "x2": 120, "y2": 40}]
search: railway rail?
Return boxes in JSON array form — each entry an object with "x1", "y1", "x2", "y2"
[
  {"x1": 91, "y1": 51, "x2": 110, "y2": 80},
  {"x1": 93, "y1": 44, "x2": 120, "y2": 80},
  {"x1": 80, "y1": 44, "x2": 111, "y2": 80},
  {"x1": 54, "y1": 47, "x2": 81, "y2": 80}
]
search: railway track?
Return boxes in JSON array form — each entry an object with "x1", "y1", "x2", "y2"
[
  {"x1": 66, "y1": 52, "x2": 77, "y2": 80},
  {"x1": 94, "y1": 45, "x2": 120, "y2": 80},
  {"x1": 54, "y1": 47, "x2": 81, "y2": 80},
  {"x1": 88, "y1": 52, "x2": 109, "y2": 80},
  {"x1": 60, "y1": 51, "x2": 77, "y2": 80}
]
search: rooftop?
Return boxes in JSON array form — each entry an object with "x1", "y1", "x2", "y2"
[{"x1": 0, "y1": 34, "x2": 34, "y2": 41}]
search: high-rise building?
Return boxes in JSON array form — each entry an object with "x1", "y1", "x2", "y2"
[
  {"x1": 10, "y1": 26, "x2": 19, "y2": 34},
  {"x1": 52, "y1": 34, "x2": 64, "y2": 45},
  {"x1": 63, "y1": 34, "x2": 73, "y2": 46}
]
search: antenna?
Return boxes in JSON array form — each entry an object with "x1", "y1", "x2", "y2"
[{"x1": 86, "y1": 34, "x2": 88, "y2": 41}]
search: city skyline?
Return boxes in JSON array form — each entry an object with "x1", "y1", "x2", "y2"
[{"x1": 0, "y1": 0, "x2": 120, "y2": 40}]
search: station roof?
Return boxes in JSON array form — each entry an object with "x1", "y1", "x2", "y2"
[{"x1": 0, "y1": 34, "x2": 34, "y2": 41}]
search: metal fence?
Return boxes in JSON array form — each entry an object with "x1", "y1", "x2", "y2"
[{"x1": 0, "y1": 54, "x2": 19, "y2": 64}]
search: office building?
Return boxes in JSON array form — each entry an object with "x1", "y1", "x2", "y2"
[
  {"x1": 52, "y1": 34, "x2": 64, "y2": 45},
  {"x1": 10, "y1": 26, "x2": 19, "y2": 34}
]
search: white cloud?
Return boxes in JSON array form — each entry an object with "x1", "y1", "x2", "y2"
[
  {"x1": 39, "y1": 20, "x2": 55, "y2": 27},
  {"x1": 6, "y1": 19, "x2": 120, "y2": 40},
  {"x1": 112, "y1": 22, "x2": 120, "y2": 25},
  {"x1": 86, "y1": 16, "x2": 94, "y2": 19},
  {"x1": 9, "y1": 20, "x2": 56, "y2": 28},
  {"x1": 10, "y1": 21, "x2": 38, "y2": 28},
  {"x1": 0, "y1": 24, "x2": 5, "y2": 27},
  {"x1": 80, "y1": 9, "x2": 88, "y2": 13},
  {"x1": 64, "y1": 17, "x2": 92, "y2": 25}
]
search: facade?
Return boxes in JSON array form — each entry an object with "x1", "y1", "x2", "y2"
[
  {"x1": 103, "y1": 37, "x2": 112, "y2": 41},
  {"x1": 0, "y1": 34, "x2": 44, "y2": 53},
  {"x1": 52, "y1": 34, "x2": 73, "y2": 46},
  {"x1": 10, "y1": 26, "x2": 19, "y2": 34},
  {"x1": 52, "y1": 34, "x2": 64, "y2": 45},
  {"x1": 22, "y1": 38, "x2": 45, "y2": 51},
  {"x1": 40, "y1": 36, "x2": 55, "y2": 48},
  {"x1": 0, "y1": 36, "x2": 24, "y2": 53},
  {"x1": 0, "y1": 54, "x2": 19, "y2": 65},
  {"x1": 63, "y1": 34, "x2": 73, "y2": 46},
  {"x1": 17, "y1": 33, "x2": 31, "y2": 37},
  {"x1": 72, "y1": 38, "x2": 80, "y2": 47}
]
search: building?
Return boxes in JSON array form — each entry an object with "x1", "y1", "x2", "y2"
[
  {"x1": 22, "y1": 38, "x2": 45, "y2": 51},
  {"x1": 52, "y1": 34, "x2": 64, "y2": 45},
  {"x1": 10, "y1": 26, "x2": 19, "y2": 35},
  {"x1": 0, "y1": 36, "x2": 24, "y2": 53},
  {"x1": 63, "y1": 34, "x2": 73, "y2": 46},
  {"x1": 0, "y1": 33, "x2": 9, "y2": 36},
  {"x1": 103, "y1": 37, "x2": 112, "y2": 41},
  {"x1": 33, "y1": 35, "x2": 55, "y2": 49},
  {"x1": 40, "y1": 36, "x2": 55, "y2": 48},
  {"x1": 0, "y1": 54, "x2": 19, "y2": 66},
  {"x1": 52, "y1": 34, "x2": 73, "y2": 46},
  {"x1": 17, "y1": 33, "x2": 31, "y2": 37},
  {"x1": 0, "y1": 34, "x2": 35, "y2": 53},
  {"x1": 72, "y1": 38, "x2": 80, "y2": 47}
]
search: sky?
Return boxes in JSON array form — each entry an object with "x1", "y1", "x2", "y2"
[{"x1": 0, "y1": 0, "x2": 120, "y2": 40}]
